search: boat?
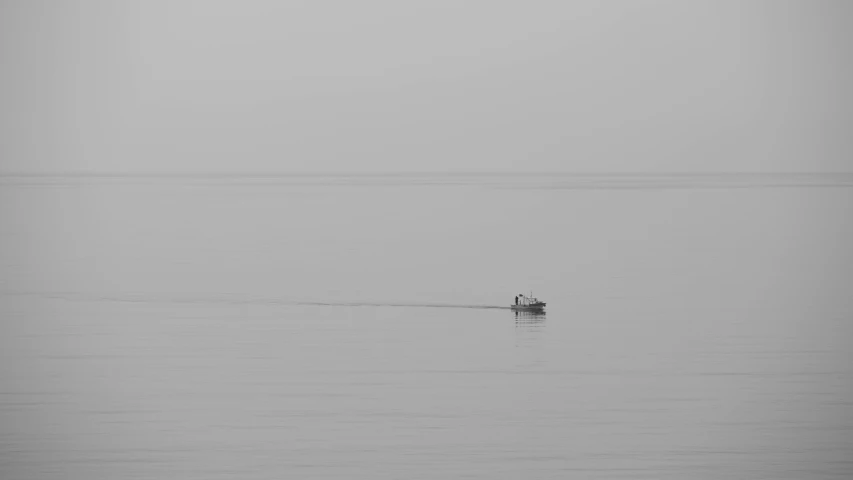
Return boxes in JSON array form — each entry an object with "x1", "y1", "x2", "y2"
[{"x1": 511, "y1": 292, "x2": 546, "y2": 311}]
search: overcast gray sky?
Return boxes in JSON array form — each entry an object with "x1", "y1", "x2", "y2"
[{"x1": 1, "y1": 0, "x2": 851, "y2": 174}]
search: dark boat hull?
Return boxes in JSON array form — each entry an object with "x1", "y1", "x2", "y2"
[{"x1": 510, "y1": 303, "x2": 546, "y2": 311}]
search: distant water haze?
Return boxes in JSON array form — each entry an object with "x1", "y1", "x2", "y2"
[{"x1": 1, "y1": 0, "x2": 852, "y2": 175}]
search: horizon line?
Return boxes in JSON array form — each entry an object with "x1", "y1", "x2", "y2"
[{"x1": 2, "y1": 170, "x2": 852, "y2": 178}]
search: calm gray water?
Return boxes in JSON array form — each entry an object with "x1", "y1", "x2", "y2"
[{"x1": 2, "y1": 173, "x2": 852, "y2": 479}]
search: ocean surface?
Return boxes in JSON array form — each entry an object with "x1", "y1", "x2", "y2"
[{"x1": 1, "y1": 172, "x2": 852, "y2": 479}]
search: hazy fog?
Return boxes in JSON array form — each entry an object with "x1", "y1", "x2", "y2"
[{"x1": 1, "y1": 0, "x2": 851, "y2": 174}]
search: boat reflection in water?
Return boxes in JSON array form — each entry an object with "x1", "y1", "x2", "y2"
[{"x1": 514, "y1": 309, "x2": 546, "y2": 325}]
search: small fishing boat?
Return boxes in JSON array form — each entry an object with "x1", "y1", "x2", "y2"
[{"x1": 511, "y1": 292, "x2": 546, "y2": 311}]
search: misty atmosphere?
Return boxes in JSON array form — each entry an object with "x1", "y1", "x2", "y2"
[{"x1": 1, "y1": 1, "x2": 852, "y2": 479}]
